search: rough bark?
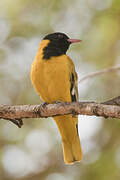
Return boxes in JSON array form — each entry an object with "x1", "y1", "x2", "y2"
[{"x1": 0, "y1": 96, "x2": 120, "y2": 128}]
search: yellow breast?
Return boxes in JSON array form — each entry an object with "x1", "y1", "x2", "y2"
[{"x1": 31, "y1": 40, "x2": 75, "y2": 103}]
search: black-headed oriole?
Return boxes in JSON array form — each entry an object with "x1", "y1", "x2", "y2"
[{"x1": 31, "y1": 32, "x2": 82, "y2": 164}]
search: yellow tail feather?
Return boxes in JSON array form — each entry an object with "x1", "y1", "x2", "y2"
[
  {"x1": 54, "y1": 115, "x2": 82, "y2": 164},
  {"x1": 62, "y1": 136, "x2": 82, "y2": 164}
]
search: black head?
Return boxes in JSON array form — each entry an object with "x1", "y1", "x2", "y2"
[
  {"x1": 42, "y1": 32, "x2": 81, "y2": 59},
  {"x1": 43, "y1": 32, "x2": 70, "y2": 42}
]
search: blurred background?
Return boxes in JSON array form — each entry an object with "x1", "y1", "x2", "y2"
[{"x1": 0, "y1": 0, "x2": 120, "y2": 179}]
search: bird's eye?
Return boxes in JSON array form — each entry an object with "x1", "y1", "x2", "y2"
[{"x1": 58, "y1": 34, "x2": 63, "y2": 39}]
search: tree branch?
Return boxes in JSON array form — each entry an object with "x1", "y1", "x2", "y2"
[
  {"x1": 0, "y1": 96, "x2": 120, "y2": 128},
  {"x1": 79, "y1": 66, "x2": 120, "y2": 83}
]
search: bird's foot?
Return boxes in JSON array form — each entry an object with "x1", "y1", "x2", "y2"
[
  {"x1": 41, "y1": 102, "x2": 49, "y2": 108},
  {"x1": 53, "y1": 100, "x2": 63, "y2": 104}
]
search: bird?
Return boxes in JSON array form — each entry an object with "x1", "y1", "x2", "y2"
[{"x1": 31, "y1": 32, "x2": 82, "y2": 164}]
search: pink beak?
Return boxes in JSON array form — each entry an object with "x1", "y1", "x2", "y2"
[{"x1": 67, "y1": 39, "x2": 82, "y2": 43}]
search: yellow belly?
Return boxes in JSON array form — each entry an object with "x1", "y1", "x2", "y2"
[{"x1": 31, "y1": 55, "x2": 73, "y2": 103}]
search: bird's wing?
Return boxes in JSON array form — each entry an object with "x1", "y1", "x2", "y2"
[{"x1": 70, "y1": 69, "x2": 78, "y2": 102}]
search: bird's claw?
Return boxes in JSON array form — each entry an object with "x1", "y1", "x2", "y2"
[
  {"x1": 53, "y1": 101, "x2": 63, "y2": 104},
  {"x1": 41, "y1": 102, "x2": 49, "y2": 108}
]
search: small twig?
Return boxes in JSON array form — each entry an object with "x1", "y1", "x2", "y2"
[
  {"x1": 79, "y1": 66, "x2": 120, "y2": 83},
  {"x1": 4, "y1": 118, "x2": 23, "y2": 128},
  {"x1": 103, "y1": 96, "x2": 120, "y2": 106}
]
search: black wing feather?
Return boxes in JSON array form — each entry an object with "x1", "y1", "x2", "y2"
[{"x1": 70, "y1": 73, "x2": 77, "y2": 102}]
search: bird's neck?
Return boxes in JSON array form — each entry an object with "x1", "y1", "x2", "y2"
[
  {"x1": 36, "y1": 40, "x2": 67, "y2": 60},
  {"x1": 36, "y1": 40, "x2": 50, "y2": 59},
  {"x1": 43, "y1": 46, "x2": 65, "y2": 59}
]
